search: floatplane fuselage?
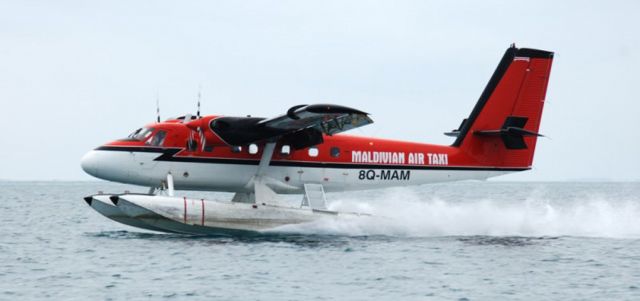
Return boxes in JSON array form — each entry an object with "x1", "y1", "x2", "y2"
[
  {"x1": 81, "y1": 132, "x2": 519, "y2": 194},
  {"x1": 81, "y1": 45, "x2": 554, "y2": 235}
]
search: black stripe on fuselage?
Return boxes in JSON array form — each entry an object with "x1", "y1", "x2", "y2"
[{"x1": 94, "y1": 146, "x2": 529, "y2": 172}]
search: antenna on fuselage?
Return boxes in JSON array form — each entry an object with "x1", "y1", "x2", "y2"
[
  {"x1": 156, "y1": 91, "x2": 161, "y2": 123},
  {"x1": 196, "y1": 85, "x2": 202, "y2": 119}
]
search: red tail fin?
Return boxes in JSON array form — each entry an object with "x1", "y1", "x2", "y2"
[{"x1": 453, "y1": 45, "x2": 554, "y2": 168}]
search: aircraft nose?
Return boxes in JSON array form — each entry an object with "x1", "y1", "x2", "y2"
[{"x1": 81, "y1": 150, "x2": 99, "y2": 177}]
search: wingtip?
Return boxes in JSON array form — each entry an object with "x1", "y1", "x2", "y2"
[{"x1": 83, "y1": 196, "x2": 93, "y2": 206}]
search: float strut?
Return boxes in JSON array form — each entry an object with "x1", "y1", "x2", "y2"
[{"x1": 167, "y1": 173, "x2": 175, "y2": 197}]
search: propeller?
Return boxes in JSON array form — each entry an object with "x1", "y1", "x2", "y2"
[
  {"x1": 198, "y1": 126, "x2": 206, "y2": 152},
  {"x1": 185, "y1": 118, "x2": 209, "y2": 152},
  {"x1": 188, "y1": 126, "x2": 207, "y2": 152}
]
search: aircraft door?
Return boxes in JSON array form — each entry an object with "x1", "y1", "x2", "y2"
[
  {"x1": 328, "y1": 146, "x2": 349, "y2": 191},
  {"x1": 297, "y1": 146, "x2": 325, "y2": 184}
]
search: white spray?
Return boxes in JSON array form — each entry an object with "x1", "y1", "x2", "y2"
[{"x1": 272, "y1": 184, "x2": 640, "y2": 239}]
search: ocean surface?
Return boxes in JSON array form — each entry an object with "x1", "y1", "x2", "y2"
[{"x1": 1, "y1": 181, "x2": 639, "y2": 300}]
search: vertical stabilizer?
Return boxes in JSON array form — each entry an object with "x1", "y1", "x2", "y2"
[{"x1": 453, "y1": 45, "x2": 554, "y2": 168}]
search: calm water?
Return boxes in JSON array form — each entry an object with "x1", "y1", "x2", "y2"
[{"x1": 1, "y1": 181, "x2": 639, "y2": 300}]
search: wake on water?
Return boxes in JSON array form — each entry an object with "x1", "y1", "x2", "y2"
[{"x1": 270, "y1": 184, "x2": 640, "y2": 239}]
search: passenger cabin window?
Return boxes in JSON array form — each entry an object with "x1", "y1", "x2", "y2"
[
  {"x1": 248, "y1": 144, "x2": 259, "y2": 155},
  {"x1": 308, "y1": 147, "x2": 319, "y2": 157},
  {"x1": 280, "y1": 145, "x2": 291, "y2": 156},
  {"x1": 231, "y1": 146, "x2": 242, "y2": 153},
  {"x1": 330, "y1": 147, "x2": 340, "y2": 158},
  {"x1": 147, "y1": 130, "x2": 167, "y2": 146}
]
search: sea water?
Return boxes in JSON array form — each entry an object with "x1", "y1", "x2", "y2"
[{"x1": 1, "y1": 181, "x2": 639, "y2": 300}]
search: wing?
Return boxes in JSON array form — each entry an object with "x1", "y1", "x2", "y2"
[
  {"x1": 209, "y1": 104, "x2": 373, "y2": 147},
  {"x1": 259, "y1": 104, "x2": 372, "y2": 135}
]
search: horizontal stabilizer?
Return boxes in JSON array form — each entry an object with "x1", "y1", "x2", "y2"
[
  {"x1": 474, "y1": 127, "x2": 543, "y2": 137},
  {"x1": 443, "y1": 131, "x2": 460, "y2": 137},
  {"x1": 444, "y1": 118, "x2": 468, "y2": 137},
  {"x1": 473, "y1": 116, "x2": 543, "y2": 149}
]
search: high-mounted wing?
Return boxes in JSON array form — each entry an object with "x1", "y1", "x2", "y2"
[
  {"x1": 208, "y1": 104, "x2": 373, "y2": 148},
  {"x1": 259, "y1": 104, "x2": 372, "y2": 135}
]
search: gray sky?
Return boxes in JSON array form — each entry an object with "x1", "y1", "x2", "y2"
[{"x1": 1, "y1": 0, "x2": 638, "y2": 181}]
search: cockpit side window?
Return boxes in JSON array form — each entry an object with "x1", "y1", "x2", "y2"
[
  {"x1": 129, "y1": 127, "x2": 154, "y2": 141},
  {"x1": 147, "y1": 130, "x2": 167, "y2": 146}
]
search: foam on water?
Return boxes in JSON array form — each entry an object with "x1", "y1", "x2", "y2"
[{"x1": 273, "y1": 185, "x2": 640, "y2": 238}]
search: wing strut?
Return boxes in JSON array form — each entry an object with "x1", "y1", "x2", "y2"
[
  {"x1": 257, "y1": 142, "x2": 276, "y2": 176},
  {"x1": 253, "y1": 142, "x2": 279, "y2": 205},
  {"x1": 232, "y1": 142, "x2": 280, "y2": 205}
]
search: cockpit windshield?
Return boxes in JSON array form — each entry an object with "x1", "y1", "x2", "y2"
[{"x1": 128, "y1": 127, "x2": 154, "y2": 141}]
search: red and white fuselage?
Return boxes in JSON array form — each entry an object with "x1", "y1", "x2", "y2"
[
  {"x1": 81, "y1": 132, "x2": 522, "y2": 194},
  {"x1": 82, "y1": 45, "x2": 553, "y2": 194}
]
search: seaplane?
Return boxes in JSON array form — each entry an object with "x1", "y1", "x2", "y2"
[{"x1": 81, "y1": 45, "x2": 554, "y2": 235}]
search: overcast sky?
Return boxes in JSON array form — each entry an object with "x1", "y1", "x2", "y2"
[{"x1": 1, "y1": 1, "x2": 638, "y2": 181}]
